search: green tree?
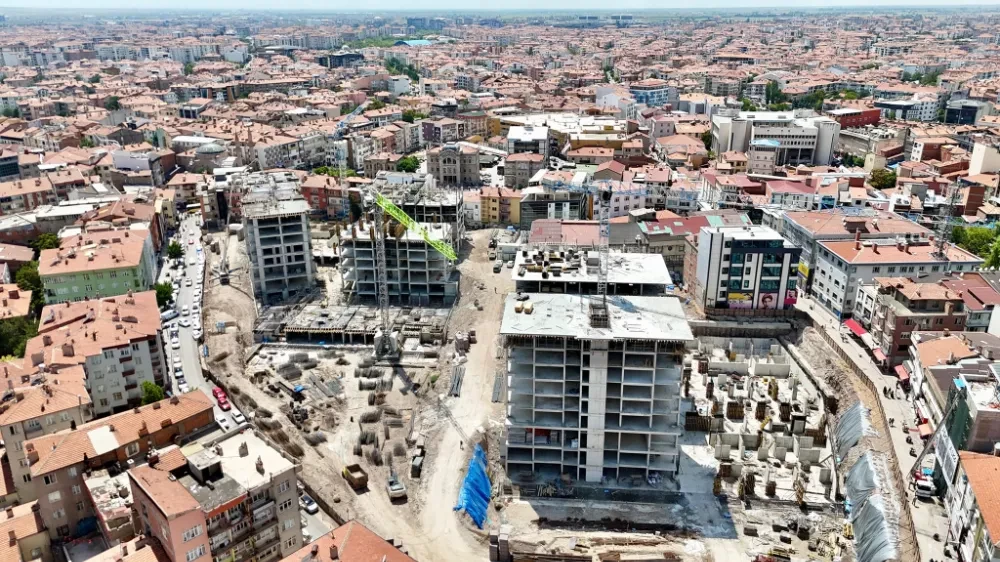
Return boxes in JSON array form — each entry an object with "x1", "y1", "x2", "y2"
[
  {"x1": 396, "y1": 156, "x2": 420, "y2": 173},
  {"x1": 167, "y1": 240, "x2": 184, "y2": 260},
  {"x1": 765, "y1": 81, "x2": 787, "y2": 105},
  {"x1": 104, "y1": 96, "x2": 121, "y2": 111},
  {"x1": 367, "y1": 99, "x2": 386, "y2": 111},
  {"x1": 154, "y1": 282, "x2": 174, "y2": 308},
  {"x1": 921, "y1": 70, "x2": 941, "y2": 86},
  {"x1": 740, "y1": 98, "x2": 758, "y2": 111},
  {"x1": 1, "y1": 108, "x2": 19, "y2": 118},
  {"x1": 183, "y1": 62, "x2": 195, "y2": 75},
  {"x1": 986, "y1": 238, "x2": 1000, "y2": 269},
  {"x1": 842, "y1": 90, "x2": 859, "y2": 100},
  {"x1": 701, "y1": 130, "x2": 714, "y2": 151},
  {"x1": 88, "y1": 74, "x2": 101, "y2": 84},
  {"x1": 349, "y1": 199, "x2": 363, "y2": 222},
  {"x1": 869, "y1": 168, "x2": 897, "y2": 190},
  {"x1": 15, "y1": 261, "x2": 44, "y2": 316},
  {"x1": 141, "y1": 381, "x2": 165, "y2": 404},
  {"x1": 952, "y1": 226, "x2": 996, "y2": 257},
  {"x1": 79, "y1": 137, "x2": 95, "y2": 148},
  {"x1": 401, "y1": 109, "x2": 428, "y2": 123},
  {"x1": 0, "y1": 316, "x2": 37, "y2": 357},
  {"x1": 30, "y1": 233, "x2": 59, "y2": 254}
]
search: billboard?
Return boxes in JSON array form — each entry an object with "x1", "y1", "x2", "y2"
[
  {"x1": 757, "y1": 292, "x2": 779, "y2": 309},
  {"x1": 728, "y1": 292, "x2": 754, "y2": 309},
  {"x1": 784, "y1": 289, "x2": 798, "y2": 306}
]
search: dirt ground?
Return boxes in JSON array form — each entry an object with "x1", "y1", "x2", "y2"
[{"x1": 202, "y1": 227, "x2": 514, "y2": 562}]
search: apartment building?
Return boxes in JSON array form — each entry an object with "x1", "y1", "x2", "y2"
[
  {"x1": 813, "y1": 239, "x2": 983, "y2": 319},
  {"x1": 0, "y1": 367, "x2": 92, "y2": 502},
  {"x1": 372, "y1": 172, "x2": 465, "y2": 248},
  {"x1": 279, "y1": 521, "x2": 415, "y2": 562},
  {"x1": 629, "y1": 79, "x2": 676, "y2": 109},
  {"x1": 854, "y1": 277, "x2": 967, "y2": 368},
  {"x1": 24, "y1": 392, "x2": 214, "y2": 540},
  {"x1": 501, "y1": 293, "x2": 693, "y2": 483},
  {"x1": 243, "y1": 191, "x2": 315, "y2": 305},
  {"x1": 299, "y1": 176, "x2": 350, "y2": 219},
  {"x1": 504, "y1": 153, "x2": 546, "y2": 188},
  {"x1": 339, "y1": 219, "x2": 457, "y2": 306},
  {"x1": 0, "y1": 502, "x2": 51, "y2": 562},
  {"x1": 426, "y1": 143, "x2": 481, "y2": 186},
  {"x1": 421, "y1": 118, "x2": 466, "y2": 144},
  {"x1": 38, "y1": 229, "x2": 156, "y2": 304},
  {"x1": 480, "y1": 187, "x2": 521, "y2": 226},
  {"x1": 0, "y1": 177, "x2": 57, "y2": 216},
  {"x1": 130, "y1": 431, "x2": 302, "y2": 562},
  {"x1": 711, "y1": 110, "x2": 841, "y2": 166},
  {"x1": 26, "y1": 291, "x2": 167, "y2": 416},
  {"x1": 694, "y1": 225, "x2": 802, "y2": 311},
  {"x1": 779, "y1": 211, "x2": 931, "y2": 292}
]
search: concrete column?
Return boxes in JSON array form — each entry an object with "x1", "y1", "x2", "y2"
[{"x1": 585, "y1": 341, "x2": 608, "y2": 482}]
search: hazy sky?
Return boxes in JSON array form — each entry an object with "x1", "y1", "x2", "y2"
[{"x1": 5, "y1": 0, "x2": 1000, "y2": 11}]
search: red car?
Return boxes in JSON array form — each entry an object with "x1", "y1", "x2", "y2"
[
  {"x1": 217, "y1": 397, "x2": 231, "y2": 411},
  {"x1": 212, "y1": 387, "x2": 227, "y2": 400}
]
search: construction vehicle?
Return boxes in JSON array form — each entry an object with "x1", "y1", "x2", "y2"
[
  {"x1": 386, "y1": 471, "x2": 407, "y2": 500},
  {"x1": 342, "y1": 463, "x2": 369, "y2": 490}
]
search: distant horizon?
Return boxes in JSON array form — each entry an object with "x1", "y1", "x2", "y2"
[{"x1": 3, "y1": 1, "x2": 1000, "y2": 13}]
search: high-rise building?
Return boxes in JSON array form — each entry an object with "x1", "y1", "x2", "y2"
[
  {"x1": 695, "y1": 225, "x2": 802, "y2": 311},
  {"x1": 243, "y1": 187, "x2": 315, "y2": 305}
]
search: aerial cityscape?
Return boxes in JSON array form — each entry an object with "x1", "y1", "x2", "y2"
[{"x1": 0, "y1": 5, "x2": 996, "y2": 562}]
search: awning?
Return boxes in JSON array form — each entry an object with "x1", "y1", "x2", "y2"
[
  {"x1": 918, "y1": 423, "x2": 933, "y2": 438},
  {"x1": 873, "y1": 348, "x2": 887, "y2": 362},
  {"x1": 844, "y1": 318, "x2": 868, "y2": 338},
  {"x1": 894, "y1": 364, "x2": 910, "y2": 381}
]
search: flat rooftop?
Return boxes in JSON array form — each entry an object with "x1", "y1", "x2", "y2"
[
  {"x1": 500, "y1": 294, "x2": 693, "y2": 342},
  {"x1": 243, "y1": 198, "x2": 311, "y2": 219},
  {"x1": 340, "y1": 221, "x2": 452, "y2": 244},
  {"x1": 276, "y1": 304, "x2": 449, "y2": 335},
  {"x1": 512, "y1": 250, "x2": 673, "y2": 287}
]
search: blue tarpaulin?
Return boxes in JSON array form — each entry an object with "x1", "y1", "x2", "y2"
[{"x1": 454, "y1": 444, "x2": 490, "y2": 528}]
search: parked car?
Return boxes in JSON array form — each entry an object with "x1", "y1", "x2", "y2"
[
  {"x1": 216, "y1": 416, "x2": 230, "y2": 431},
  {"x1": 217, "y1": 397, "x2": 231, "y2": 411},
  {"x1": 299, "y1": 495, "x2": 319, "y2": 514},
  {"x1": 231, "y1": 411, "x2": 246, "y2": 425}
]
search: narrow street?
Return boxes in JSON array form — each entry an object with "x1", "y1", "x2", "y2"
[{"x1": 793, "y1": 294, "x2": 948, "y2": 561}]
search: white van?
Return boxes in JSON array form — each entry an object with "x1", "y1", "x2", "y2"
[
  {"x1": 161, "y1": 309, "x2": 179, "y2": 322},
  {"x1": 914, "y1": 479, "x2": 936, "y2": 498}
]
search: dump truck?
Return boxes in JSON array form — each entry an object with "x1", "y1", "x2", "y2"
[
  {"x1": 386, "y1": 473, "x2": 407, "y2": 500},
  {"x1": 342, "y1": 464, "x2": 368, "y2": 490}
]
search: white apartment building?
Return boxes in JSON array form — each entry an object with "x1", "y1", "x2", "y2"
[
  {"x1": 711, "y1": 109, "x2": 841, "y2": 166},
  {"x1": 813, "y1": 239, "x2": 983, "y2": 319},
  {"x1": 25, "y1": 291, "x2": 167, "y2": 416},
  {"x1": 695, "y1": 225, "x2": 802, "y2": 311},
  {"x1": 243, "y1": 188, "x2": 315, "y2": 305},
  {"x1": 501, "y1": 294, "x2": 693, "y2": 484},
  {"x1": 506, "y1": 126, "x2": 549, "y2": 158}
]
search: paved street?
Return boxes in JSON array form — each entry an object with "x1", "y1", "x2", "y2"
[
  {"x1": 158, "y1": 214, "x2": 242, "y2": 426},
  {"x1": 793, "y1": 294, "x2": 948, "y2": 561}
]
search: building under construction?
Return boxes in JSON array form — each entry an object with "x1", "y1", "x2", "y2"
[
  {"x1": 500, "y1": 293, "x2": 693, "y2": 484},
  {"x1": 339, "y1": 219, "x2": 458, "y2": 306},
  {"x1": 370, "y1": 171, "x2": 465, "y2": 249}
]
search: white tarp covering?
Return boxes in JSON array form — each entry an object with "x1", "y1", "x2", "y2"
[
  {"x1": 845, "y1": 452, "x2": 880, "y2": 508},
  {"x1": 851, "y1": 495, "x2": 898, "y2": 562},
  {"x1": 834, "y1": 401, "x2": 873, "y2": 463}
]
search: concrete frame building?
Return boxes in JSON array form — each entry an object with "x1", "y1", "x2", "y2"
[
  {"x1": 501, "y1": 294, "x2": 693, "y2": 484},
  {"x1": 711, "y1": 110, "x2": 841, "y2": 166},
  {"x1": 371, "y1": 172, "x2": 466, "y2": 249},
  {"x1": 243, "y1": 190, "x2": 315, "y2": 305},
  {"x1": 512, "y1": 249, "x2": 671, "y2": 296},
  {"x1": 695, "y1": 225, "x2": 802, "y2": 311}
]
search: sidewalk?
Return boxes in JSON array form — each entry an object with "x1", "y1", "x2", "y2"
[{"x1": 793, "y1": 295, "x2": 948, "y2": 561}]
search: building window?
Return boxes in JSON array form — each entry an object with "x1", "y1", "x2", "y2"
[
  {"x1": 76, "y1": 501, "x2": 85, "y2": 512},
  {"x1": 53, "y1": 509, "x2": 65, "y2": 520},
  {"x1": 43, "y1": 474, "x2": 57, "y2": 486},
  {"x1": 284, "y1": 539, "x2": 297, "y2": 550},
  {"x1": 278, "y1": 480, "x2": 290, "y2": 494},
  {"x1": 113, "y1": 392, "x2": 123, "y2": 401},
  {"x1": 72, "y1": 485, "x2": 81, "y2": 495},
  {"x1": 282, "y1": 519, "x2": 295, "y2": 531},
  {"x1": 183, "y1": 525, "x2": 203, "y2": 542},
  {"x1": 278, "y1": 498, "x2": 293, "y2": 512},
  {"x1": 48, "y1": 491, "x2": 61, "y2": 503},
  {"x1": 186, "y1": 546, "x2": 206, "y2": 562},
  {"x1": 126, "y1": 442, "x2": 139, "y2": 457}
]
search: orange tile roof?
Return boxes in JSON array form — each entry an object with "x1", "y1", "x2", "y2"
[
  {"x1": 0, "y1": 365, "x2": 88, "y2": 426},
  {"x1": 0, "y1": 285, "x2": 30, "y2": 320},
  {"x1": 960, "y1": 451, "x2": 1000, "y2": 545},
  {"x1": 820, "y1": 240, "x2": 981, "y2": 265},
  {"x1": 279, "y1": 521, "x2": 416, "y2": 562},
  {"x1": 38, "y1": 228, "x2": 149, "y2": 276},
  {"x1": 129, "y1": 465, "x2": 200, "y2": 518},
  {"x1": 27, "y1": 392, "x2": 213, "y2": 477},
  {"x1": 0, "y1": 502, "x2": 45, "y2": 562},
  {"x1": 914, "y1": 335, "x2": 978, "y2": 368}
]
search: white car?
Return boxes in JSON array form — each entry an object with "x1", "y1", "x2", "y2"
[
  {"x1": 231, "y1": 411, "x2": 246, "y2": 425},
  {"x1": 185, "y1": 279, "x2": 192, "y2": 287},
  {"x1": 178, "y1": 383, "x2": 190, "y2": 393},
  {"x1": 174, "y1": 368, "x2": 184, "y2": 379},
  {"x1": 216, "y1": 416, "x2": 230, "y2": 431},
  {"x1": 182, "y1": 306, "x2": 189, "y2": 316},
  {"x1": 192, "y1": 329, "x2": 203, "y2": 340},
  {"x1": 171, "y1": 338, "x2": 181, "y2": 350},
  {"x1": 179, "y1": 318, "x2": 191, "y2": 328},
  {"x1": 173, "y1": 356, "x2": 182, "y2": 367}
]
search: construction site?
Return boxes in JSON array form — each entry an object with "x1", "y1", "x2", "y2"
[{"x1": 196, "y1": 173, "x2": 914, "y2": 562}]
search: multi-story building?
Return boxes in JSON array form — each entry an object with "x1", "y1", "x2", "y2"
[
  {"x1": 854, "y1": 277, "x2": 967, "y2": 368},
  {"x1": 339, "y1": 219, "x2": 457, "y2": 306},
  {"x1": 299, "y1": 175, "x2": 350, "y2": 220},
  {"x1": 243, "y1": 189, "x2": 315, "y2": 305},
  {"x1": 711, "y1": 109, "x2": 841, "y2": 166},
  {"x1": 501, "y1": 293, "x2": 693, "y2": 483},
  {"x1": 426, "y1": 143, "x2": 481, "y2": 186},
  {"x1": 24, "y1": 392, "x2": 214, "y2": 540},
  {"x1": 517, "y1": 186, "x2": 588, "y2": 231},
  {"x1": 421, "y1": 118, "x2": 466, "y2": 145},
  {"x1": 279, "y1": 521, "x2": 416, "y2": 562},
  {"x1": 0, "y1": 366, "x2": 91, "y2": 502},
  {"x1": 371, "y1": 172, "x2": 465, "y2": 248},
  {"x1": 694, "y1": 225, "x2": 802, "y2": 311},
  {"x1": 813, "y1": 238, "x2": 983, "y2": 319},
  {"x1": 26, "y1": 291, "x2": 167, "y2": 416},
  {"x1": 480, "y1": 187, "x2": 521, "y2": 226},
  {"x1": 778, "y1": 210, "x2": 931, "y2": 292},
  {"x1": 38, "y1": 229, "x2": 157, "y2": 304},
  {"x1": 504, "y1": 153, "x2": 546, "y2": 188},
  {"x1": 0, "y1": 177, "x2": 57, "y2": 216},
  {"x1": 506, "y1": 126, "x2": 549, "y2": 158},
  {"x1": 629, "y1": 79, "x2": 676, "y2": 109},
  {"x1": 130, "y1": 431, "x2": 303, "y2": 562}
]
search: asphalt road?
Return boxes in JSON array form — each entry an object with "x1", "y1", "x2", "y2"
[{"x1": 158, "y1": 214, "x2": 242, "y2": 427}]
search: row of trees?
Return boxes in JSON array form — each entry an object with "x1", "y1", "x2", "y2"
[{"x1": 384, "y1": 58, "x2": 420, "y2": 83}]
